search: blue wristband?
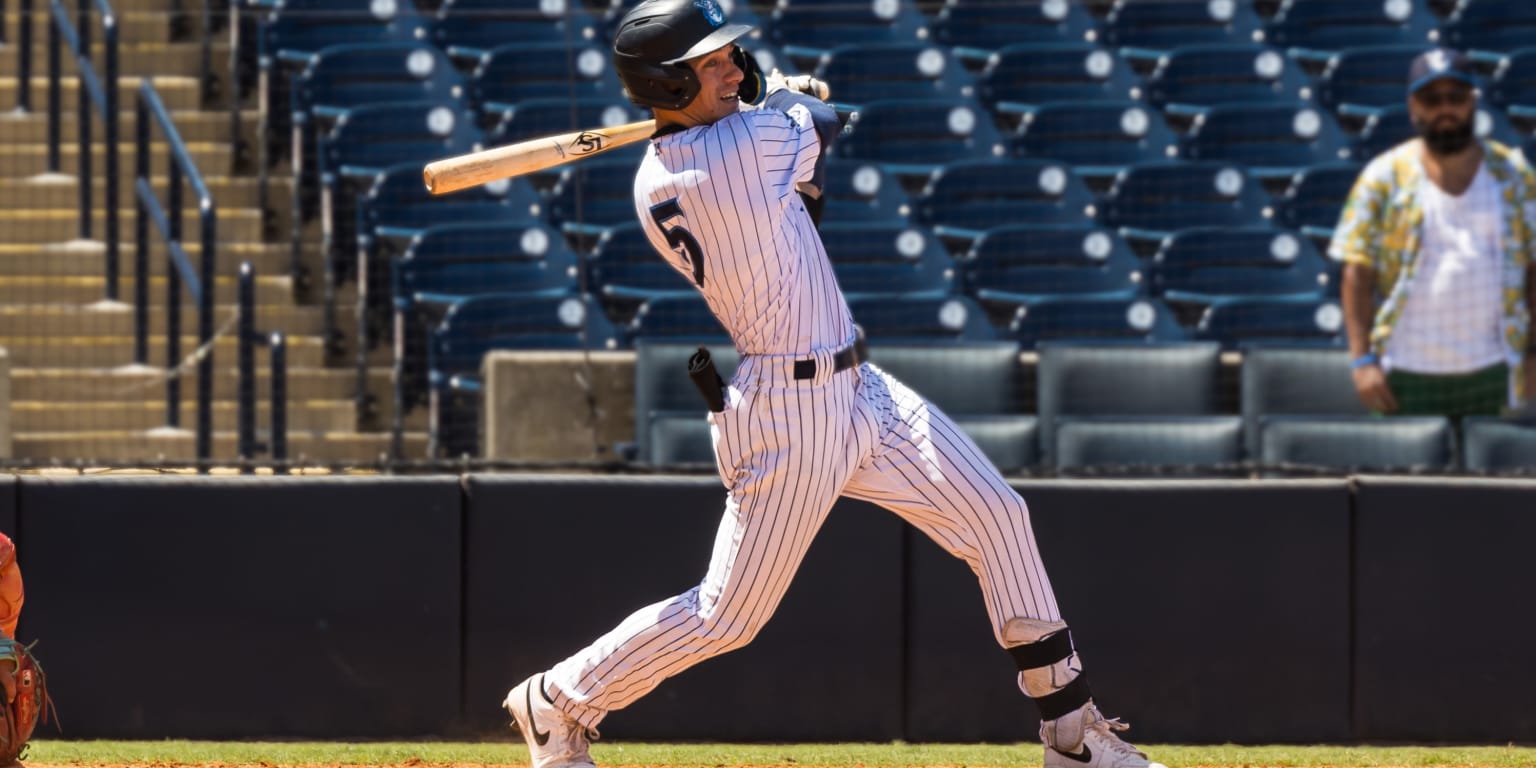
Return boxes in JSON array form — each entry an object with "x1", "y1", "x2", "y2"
[{"x1": 1351, "y1": 353, "x2": 1379, "y2": 370}]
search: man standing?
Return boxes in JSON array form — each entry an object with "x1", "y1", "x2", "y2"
[
  {"x1": 1333, "y1": 48, "x2": 1536, "y2": 417},
  {"x1": 499, "y1": 2, "x2": 1165, "y2": 768}
]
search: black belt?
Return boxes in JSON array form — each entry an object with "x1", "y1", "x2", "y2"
[{"x1": 792, "y1": 326, "x2": 867, "y2": 381}]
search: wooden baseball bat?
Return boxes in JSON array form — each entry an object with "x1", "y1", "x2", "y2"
[{"x1": 422, "y1": 119, "x2": 657, "y2": 195}]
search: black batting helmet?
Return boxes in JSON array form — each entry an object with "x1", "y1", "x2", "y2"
[{"x1": 612, "y1": 0, "x2": 754, "y2": 110}]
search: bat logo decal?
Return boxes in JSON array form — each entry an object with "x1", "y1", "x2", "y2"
[{"x1": 571, "y1": 131, "x2": 607, "y2": 154}]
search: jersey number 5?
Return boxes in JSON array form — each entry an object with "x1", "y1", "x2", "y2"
[{"x1": 650, "y1": 198, "x2": 705, "y2": 287}]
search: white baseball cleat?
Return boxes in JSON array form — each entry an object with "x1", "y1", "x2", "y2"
[
  {"x1": 1042, "y1": 704, "x2": 1167, "y2": 768},
  {"x1": 505, "y1": 674, "x2": 598, "y2": 768}
]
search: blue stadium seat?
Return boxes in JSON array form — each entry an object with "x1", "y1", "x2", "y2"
[
  {"x1": 1141, "y1": 44, "x2": 1315, "y2": 115},
  {"x1": 819, "y1": 158, "x2": 913, "y2": 224},
  {"x1": 1273, "y1": 160, "x2": 1362, "y2": 242},
  {"x1": 1008, "y1": 296, "x2": 1189, "y2": 348},
  {"x1": 484, "y1": 97, "x2": 645, "y2": 189},
  {"x1": 468, "y1": 41, "x2": 624, "y2": 109},
  {"x1": 1258, "y1": 416, "x2": 1455, "y2": 474},
  {"x1": 625, "y1": 294, "x2": 729, "y2": 345},
  {"x1": 833, "y1": 98, "x2": 1009, "y2": 182},
  {"x1": 1150, "y1": 226, "x2": 1331, "y2": 322},
  {"x1": 587, "y1": 222, "x2": 693, "y2": 318},
  {"x1": 427, "y1": 292, "x2": 618, "y2": 456},
  {"x1": 811, "y1": 43, "x2": 972, "y2": 109},
  {"x1": 1179, "y1": 102, "x2": 1355, "y2": 182},
  {"x1": 1265, "y1": 0, "x2": 1439, "y2": 61},
  {"x1": 819, "y1": 222, "x2": 955, "y2": 300},
  {"x1": 1036, "y1": 341, "x2": 1233, "y2": 469},
  {"x1": 546, "y1": 153, "x2": 646, "y2": 250},
  {"x1": 960, "y1": 223, "x2": 1144, "y2": 319},
  {"x1": 1100, "y1": 0, "x2": 1266, "y2": 60},
  {"x1": 1194, "y1": 295, "x2": 1346, "y2": 348},
  {"x1": 846, "y1": 295, "x2": 998, "y2": 343},
  {"x1": 1461, "y1": 417, "x2": 1536, "y2": 472},
  {"x1": 429, "y1": 0, "x2": 600, "y2": 60},
  {"x1": 1239, "y1": 344, "x2": 1367, "y2": 459},
  {"x1": 1314, "y1": 44, "x2": 1430, "y2": 118},
  {"x1": 978, "y1": 43, "x2": 1144, "y2": 119},
  {"x1": 930, "y1": 0, "x2": 1101, "y2": 64},
  {"x1": 914, "y1": 159, "x2": 1096, "y2": 242},
  {"x1": 1010, "y1": 100, "x2": 1179, "y2": 183},
  {"x1": 1487, "y1": 48, "x2": 1536, "y2": 120},
  {"x1": 1098, "y1": 161, "x2": 1273, "y2": 248},
  {"x1": 1357, "y1": 103, "x2": 1525, "y2": 160},
  {"x1": 765, "y1": 0, "x2": 928, "y2": 66},
  {"x1": 1440, "y1": 0, "x2": 1536, "y2": 56}
]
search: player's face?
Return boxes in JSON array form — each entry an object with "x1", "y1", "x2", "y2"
[
  {"x1": 680, "y1": 44, "x2": 745, "y2": 126},
  {"x1": 1409, "y1": 79, "x2": 1476, "y2": 156}
]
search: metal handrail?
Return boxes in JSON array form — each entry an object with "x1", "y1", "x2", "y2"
[
  {"x1": 135, "y1": 81, "x2": 218, "y2": 464},
  {"x1": 43, "y1": 0, "x2": 120, "y2": 298},
  {"x1": 237, "y1": 260, "x2": 289, "y2": 473}
]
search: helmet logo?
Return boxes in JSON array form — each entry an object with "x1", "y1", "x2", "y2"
[{"x1": 693, "y1": 0, "x2": 726, "y2": 27}]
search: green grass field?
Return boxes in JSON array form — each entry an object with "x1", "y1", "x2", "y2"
[{"x1": 23, "y1": 741, "x2": 1536, "y2": 767}]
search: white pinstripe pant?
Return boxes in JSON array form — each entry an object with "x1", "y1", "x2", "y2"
[{"x1": 545, "y1": 358, "x2": 1060, "y2": 728}]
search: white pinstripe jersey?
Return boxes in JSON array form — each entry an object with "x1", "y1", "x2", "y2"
[{"x1": 633, "y1": 104, "x2": 856, "y2": 355}]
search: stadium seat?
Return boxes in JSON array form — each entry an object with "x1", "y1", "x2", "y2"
[
  {"x1": 1440, "y1": 0, "x2": 1536, "y2": 56},
  {"x1": 1053, "y1": 418, "x2": 1245, "y2": 474},
  {"x1": 468, "y1": 41, "x2": 624, "y2": 109},
  {"x1": 484, "y1": 97, "x2": 646, "y2": 190},
  {"x1": 765, "y1": 0, "x2": 929, "y2": 66},
  {"x1": 1194, "y1": 295, "x2": 1346, "y2": 348},
  {"x1": 1239, "y1": 344, "x2": 1367, "y2": 458},
  {"x1": 846, "y1": 295, "x2": 998, "y2": 343},
  {"x1": 811, "y1": 43, "x2": 974, "y2": 109},
  {"x1": 1259, "y1": 416, "x2": 1455, "y2": 473},
  {"x1": 960, "y1": 223, "x2": 1144, "y2": 321},
  {"x1": 546, "y1": 153, "x2": 647, "y2": 250},
  {"x1": 1265, "y1": 0, "x2": 1439, "y2": 61},
  {"x1": 914, "y1": 159, "x2": 1096, "y2": 243},
  {"x1": 864, "y1": 342, "x2": 1039, "y2": 473},
  {"x1": 832, "y1": 98, "x2": 1009, "y2": 183},
  {"x1": 632, "y1": 341, "x2": 741, "y2": 466},
  {"x1": 930, "y1": 0, "x2": 1101, "y2": 64},
  {"x1": 1151, "y1": 227, "x2": 1331, "y2": 321},
  {"x1": 1461, "y1": 417, "x2": 1536, "y2": 472},
  {"x1": 1314, "y1": 44, "x2": 1431, "y2": 119},
  {"x1": 1487, "y1": 47, "x2": 1536, "y2": 122},
  {"x1": 625, "y1": 294, "x2": 730, "y2": 345},
  {"x1": 978, "y1": 43, "x2": 1144, "y2": 119},
  {"x1": 1036, "y1": 341, "x2": 1228, "y2": 467},
  {"x1": 1273, "y1": 160, "x2": 1362, "y2": 242},
  {"x1": 818, "y1": 222, "x2": 956, "y2": 300},
  {"x1": 1141, "y1": 44, "x2": 1315, "y2": 116},
  {"x1": 819, "y1": 158, "x2": 913, "y2": 224},
  {"x1": 427, "y1": 292, "x2": 619, "y2": 456},
  {"x1": 587, "y1": 222, "x2": 694, "y2": 320},
  {"x1": 1097, "y1": 161, "x2": 1273, "y2": 249},
  {"x1": 1010, "y1": 100, "x2": 1180, "y2": 184},
  {"x1": 1180, "y1": 102, "x2": 1354, "y2": 183},
  {"x1": 1099, "y1": 0, "x2": 1266, "y2": 60},
  {"x1": 1357, "y1": 103, "x2": 1525, "y2": 160},
  {"x1": 429, "y1": 0, "x2": 600, "y2": 60},
  {"x1": 1008, "y1": 297, "x2": 1189, "y2": 348}
]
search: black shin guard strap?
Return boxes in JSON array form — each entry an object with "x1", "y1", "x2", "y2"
[
  {"x1": 1007, "y1": 628, "x2": 1074, "y2": 670},
  {"x1": 1034, "y1": 673, "x2": 1092, "y2": 722}
]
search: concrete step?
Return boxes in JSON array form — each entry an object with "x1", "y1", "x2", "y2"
[
  {"x1": 1, "y1": 301, "x2": 324, "y2": 336},
  {"x1": 0, "y1": 173, "x2": 275, "y2": 211},
  {"x1": 0, "y1": 273, "x2": 291, "y2": 304},
  {"x1": 0, "y1": 205, "x2": 261, "y2": 241},
  {"x1": 0, "y1": 240, "x2": 291, "y2": 278},
  {"x1": 11, "y1": 364, "x2": 387, "y2": 401},
  {"x1": 0, "y1": 42, "x2": 233, "y2": 78},
  {"x1": 0, "y1": 108, "x2": 257, "y2": 145},
  {"x1": 2, "y1": 11, "x2": 174, "y2": 44},
  {"x1": 0, "y1": 139, "x2": 232, "y2": 176},
  {"x1": 11, "y1": 429, "x2": 428, "y2": 462},
  {"x1": 11, "y1": 398, "x2": 355, "y2": 431},
  {"x1": 0, "y1": 333, "x2": 324, "y2": 367},
  {"x1": 0, "y1": 75, "x2": 200, "y2": 111}
]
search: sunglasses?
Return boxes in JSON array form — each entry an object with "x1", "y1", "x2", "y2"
[{"x1": 1415, "y1": 88, "x2": 1473, "y2": 108}]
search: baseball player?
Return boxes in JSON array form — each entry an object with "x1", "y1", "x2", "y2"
[{"x1": 504, "y1": 3, "x2": 1165, "y2": 768}]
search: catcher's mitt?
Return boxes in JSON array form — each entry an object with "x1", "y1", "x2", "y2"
[{"x1": 0, "y1": 638, "x2": 51, "y2": 765}]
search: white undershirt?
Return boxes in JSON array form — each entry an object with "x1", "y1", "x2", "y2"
[{"x1": 1383, "y1": 161, "x2": 1506, "y2": 374}]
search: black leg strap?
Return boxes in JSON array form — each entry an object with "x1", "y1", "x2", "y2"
[
  {"x1": 1007, "y1": 628, "x2": 1075, "y2": 670},
  {"x1": 1034, "y1": 673, "x2": 1093, "y2": 722}
]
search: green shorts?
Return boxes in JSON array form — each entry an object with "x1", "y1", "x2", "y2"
[{"x1": 1386, "y1": 363, "x2": 1509, "y2": 417}]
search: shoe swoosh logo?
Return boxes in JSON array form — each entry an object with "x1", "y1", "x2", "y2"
[
  {"x1": 527, "y1": 682, "x2": 551, "y2": 746},
  {"x1": 1054, "y1": 745, "x2": 1092, "y2": 764}
]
